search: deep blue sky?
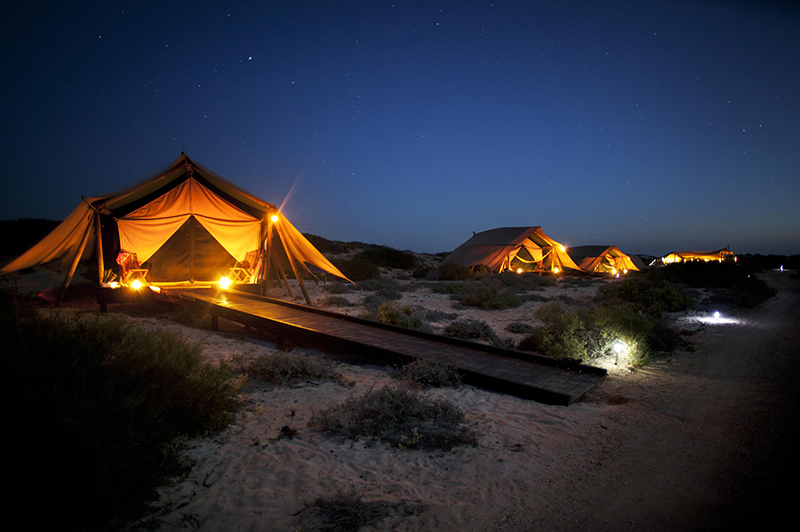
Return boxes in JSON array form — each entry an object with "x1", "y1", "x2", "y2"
[{"x1": 2, "y1": 1, "x2": 799, "y2": 256}]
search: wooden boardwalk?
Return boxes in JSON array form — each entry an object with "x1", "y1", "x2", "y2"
[{"x1": 168, "y1": 287, "x2": 607, "y2": 406}]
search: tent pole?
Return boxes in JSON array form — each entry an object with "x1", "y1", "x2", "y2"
[
  {"x1": 94, "y1": 210, "x2": 104, "y2": 284},
  {"x1": 270, "y1": 249, "x2": 293, "y2": 298},
  {"x1": 285, "y1": 250, "x2": 312, "y2": 305},
  {"x1": 56, "y1": 216, "x2": 93, "y2": 307},
  {"x1": 262, "y1": 218, "x2": 272, "y2": 296}
]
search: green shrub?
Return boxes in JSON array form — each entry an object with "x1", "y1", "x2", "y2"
[
  {"x1": 506, "y1": 321, "x2": 535, "y2": 334},
  {"x1": 437, "y1": 262, "x2": 484, "y2": 280},
  {"x1": 646, "y1": 261, "x2": 775, "y2": 309},
  {"x1": 231, "y1": 350, "x2": 343, "y2": 386},
  {"x1": 599, "y1": 276, "x2": 691, "y2": 316},
  {"x1": 443, "y1": 318, "x2": 502, "y2": 346},
  {"x1": 456, "y1": 279, "x2": 524, "y2": 310},
  {"x1": 3, "y1": 298, "x2": 240, "y2": 529},
  {"x1": 362, "y1": 302, "x2": 431, "y2": 332},
  {"x1": 298, "y1": 488, "x2": 425, "y2": 532},
  {"x1": 309, "y1": 387, "x2": 478, "y2": 451},
  {"x1": 332, "y1": 256, "x2": 380, "y2": 281},
  {"x1": 520, "y1": 302, "x2": 654, "y2": 365},
  {"x1": 395, "y1": 358, "x2": 463, "y2": 388},
  {"x1": 356, "y1": 245, "x2": 418, "y2": 270}
]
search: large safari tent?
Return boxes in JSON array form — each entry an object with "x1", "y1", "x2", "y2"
[
  {"x1": 0, "y1": 154, "x2": 350, "y2": 303},
  {"x1": 567, "y1": 245, "x2": 641, "y2": 275},
  {"x1": 661, "y1": 248, "x2": 734, "y2": 264},
  {"x1": 440, "y1": 227, "x2": 581, "y2": 274}
]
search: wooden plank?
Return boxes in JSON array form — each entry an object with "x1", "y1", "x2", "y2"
[{"x1": 168, "y1": 288, "x2": 606, "y2": 405}]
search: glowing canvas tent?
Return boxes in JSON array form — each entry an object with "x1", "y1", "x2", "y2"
[
  {"x1": 0, "y1": 154, "x2": 351, "y2": 302},
  {"x1": 567, "y1": 245, "x2": 640, "y2": 275},
  {"x1": 661, "y1": 248, "x2": 734, "y2": 264},
  {"x1": 440, "y1": 227, "x2": 581, "y2": 273}
]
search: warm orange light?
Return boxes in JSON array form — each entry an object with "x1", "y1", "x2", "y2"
[
  {"x1": 559, "y1": 245, "x2": 566, "y2": 252},
  {"x1": 270, "y1": 214, "x2": 279, "y2": 223},
  {"x1": 219, "y1": 276, "x2": 232, "y2": 289},
  {"x1": 553, "y1": 266, "x2": 560, "y2": 274},
  {"x1": 131, "y1": 279, "x2": 142, "y2": 290},
  {"x1": 517, "y1": 268, "x2": 523, "y2": 274}
]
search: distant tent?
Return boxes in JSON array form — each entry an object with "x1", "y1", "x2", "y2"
[
  {"x1": 440, "y1": 227, "x2": 581, "y2": 273},
  {"x1": 567, "y1": 245, "x2": 640, "y2": 275},
  {"x1": 661, "y1": 248, "x2": 734, "y2": 264},
  {"x1": 0, "y1": 153, "x2": 351, "y2": 303}
]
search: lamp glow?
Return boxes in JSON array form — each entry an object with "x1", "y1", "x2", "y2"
[
  {"x1": 553, "y1": 266, "x2": 560, "y2": 274},
  {"x1": 613, "y1": 341, "x2": 625, "y2": 365},
  {"x1": 517, "y1": 268, "x2": 523, "y2": 274},
  {"x1": 131, "y1": 279, "x2": 142, "y2": 290},
  {"x1": 270, "y1": 214, "x2": 279, "y2": 223},
  {"x1": 219, "y1": 276, "x2": 232, "y2": 289}
]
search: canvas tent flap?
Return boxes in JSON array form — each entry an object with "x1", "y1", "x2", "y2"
[
  {"x1": 0, "y1": 199, "x2": 101, "y2": 275},
  {"x1": 274, "y1": 216, "x2": 351, "y2": 281},
  {"x1": 117, "y1": 178, "x2": 260, "y2": 263}
]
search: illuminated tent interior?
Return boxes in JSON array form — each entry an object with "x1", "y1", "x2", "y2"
[
  {"x1": 661, "y1": 248, "x2": 735, "y2": 264},
  {"x1": 566, "y1": 245, "x2": 641, "y2": 275},
  {"x1": 0, "y1": 153, "x2": 351, "y2": 303},
  {"x1": 440, "y1": 227, "x2": 581, "y2": 274}
]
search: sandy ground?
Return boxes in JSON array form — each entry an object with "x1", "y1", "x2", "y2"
[{"x1": 4, "y1": 265, "x2": 798, "y2": 531}]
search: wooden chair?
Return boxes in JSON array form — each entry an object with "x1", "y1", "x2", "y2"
[
  {"x1": 116, "y1": 251, "x2": 149, "y2": 285},
  {"x1": 229, "y1": 250, "x2": 260, "y2": 283}
]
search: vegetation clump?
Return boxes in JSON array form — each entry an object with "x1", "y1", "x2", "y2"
[
  {"x1": 2, "y1": 293, "x2": 240, "y2": 529},
  {"x1": 297, "y1": 487, "x2": 425, "y2": 532},
  {"x1": 443, "y1": 318, "x2": 503, "y2": 346},
  {"x1": 394, "y1": 358, "x2": 463, "y2": 388},
  {"x1": 230, "y1": 350, "x2": 343, "y2": 386},
  {"x1": 454, "y1": 278, "x2": 524, "y2": 310},
  {"x1": 360, "y1": 302, "x2": 432, "y2": 332},
  {"x1": 309, "y1": 387, "x2": 478, "y2": 451}
]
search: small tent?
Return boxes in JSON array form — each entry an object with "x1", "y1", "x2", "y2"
[
  {"x1": 661, "y1": 248, "x2": 734, "y2": 264},
  {"x1": 567, "y1": 245, "x2": 640, "y2": 275},
  {"x1": 0, "y1": 154, "x2": 350, "y2": 302},
  {"x1": 440, "y1": 227, "x2": 581, "y2": 273}
]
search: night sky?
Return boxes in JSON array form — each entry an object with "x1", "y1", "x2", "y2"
[{"x1": 2, "y1": 1, "x2": 799, "y2": 257}]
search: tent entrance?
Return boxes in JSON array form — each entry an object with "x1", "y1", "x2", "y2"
[{"x1": 145, "y1": 217, "x2": 237, "y2": 283}]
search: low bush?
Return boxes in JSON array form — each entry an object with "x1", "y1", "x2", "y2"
[
  {"x1": 394, "y1": 358, "x2": 463, "y2": 388},
  {"x1": 297, "y1": 488, "x2": 425, "y2": 532},
  {"x1": 331, "y1": 256, "x2": 380, "y2": 281},
  {"x1": 443, "y1": 318, "x2": 502, "y2": 346},
  {"x1": 309, "y1": 387, "x2": 478, "y2": 451},
  {"x1": 230, "y1": 350, "x2": 343, "y2": 386},
  {"x1": 644, "y1": 261, "x2": 775, "y2": 309},
  {"x1": 361, "y1": 302, "x2": 431, "y2": 332},
  {"x1": 519, "y1": 302, "x2": 655, "y2": 365},
  {"x1": 3, "y1": 294, "x2": 240, "y2": 529},
  {"x1": 437, "y1": 262, "x2": 490, "y2": 280},
  {"x1": 455, "y1": 279, "x2": 524, "y2": 310},
  {"x1": 356, "y1": 245, "x2": 418, "y2": 270},
  {"x1": 599, "y1": 276, "x2": 692, "y2": 316}
]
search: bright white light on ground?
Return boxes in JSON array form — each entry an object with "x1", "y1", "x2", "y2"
[{"x1": 679, "y1": 311, "x2": 744, "y2": 326}]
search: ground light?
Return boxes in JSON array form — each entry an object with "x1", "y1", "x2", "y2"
[
  {"x1": 681, "y1": 310, "x2": 744, "y2": 326},
  {"x1": 613, "y1": 341, "x2": 626, "y2": 365},
  {"x1": 131, "y1": 279, "x2": 142, "y2": 290},
  {"x1": 218, "y1": 276, "x2": 232, "y2": 289}
]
